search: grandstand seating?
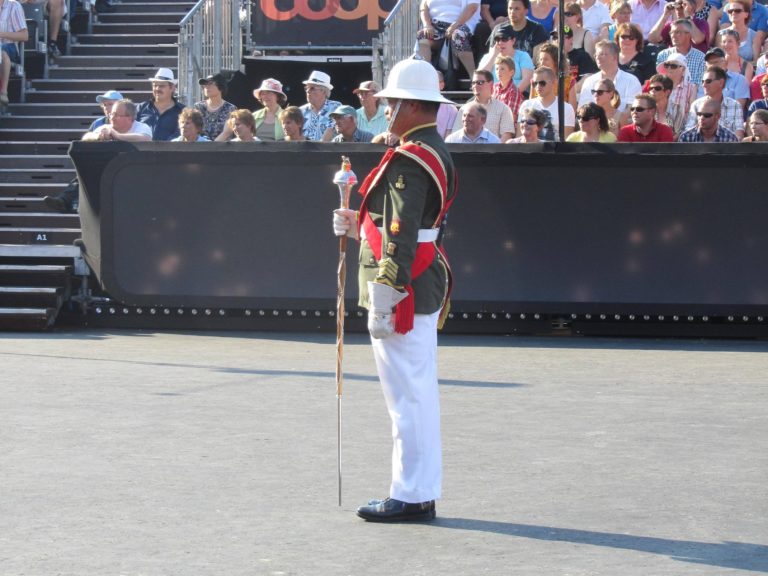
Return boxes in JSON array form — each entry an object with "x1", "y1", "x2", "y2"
[{"x1": 0, "y1": 0, "x2": 194, "y2": 329}]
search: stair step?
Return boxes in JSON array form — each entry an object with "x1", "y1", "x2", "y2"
[
  {"x1": 0, "y1": 228, "x2": 81, "y2": 245},
  {"x1": 49, "y1": 67, "x2": 177, "y2": 80},
  {"x1": 0, "y1": 115, "x2": 95, "y2": 129},
  {"x1": 24, "y1": 90, "x2": 152, "y2": 103},
  {"x1": 0, "y1": 156, "x2": 73, "y2": 170},
  {"x1": 97, "y1": 12, "x2": 188, "y2": 24},
  {"x1": 0, "y1": 182, "x2": 68, "y2": 196},
  {"x1": 110, "y1": 2, "x2": 195, "y2": 13},
  {"x1": 0, "y1": 142, "x2": 72, "y2": 155},
  {"x1": 76, "y1": 33, "x2": 178, "y2": 45},
  {"x1": 0, "y1": 263, "x2": 73, "y2": 282},
  {"x1": 0, "y1": 197, "x2": 61, "y2": 212},
  {"x1": 92, "y1": 23, "x2": 181, "y2": 34},
  {"x1": 0, "y1": 170, "x2": 76, "y2": 184},
  {"x1": 0, "y1": 307, "x2": 56, "y2": 330},
  {"x1": 6, "y1": 103, "x2": 103, "y2": 115},
  {"x1": 0, "y1": 212, "x2": 80, "y2": 227},
  {"x1": 69, "y1": 44, "x2": 178, "y2": 56},
  {"x1": 0, "y1": 128, "x2": 84, "y2": 142},
  {"x1": 0, "y1": 286, "x2": 64, "y2": 308},
  {"x1": 53, "y1": 55, "x2": 178, "y2": 68},
  {"x1": 30, "y1": 78, "x2": 153, "y2": 91}
]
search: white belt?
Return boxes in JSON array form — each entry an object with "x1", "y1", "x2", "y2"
[{"x1": 362, "y1": 227, "x2": 439, "y2": 243}]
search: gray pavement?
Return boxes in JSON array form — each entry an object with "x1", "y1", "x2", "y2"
[{"x1": 1, "y1": 330, "x2": 767, "y2": 576}]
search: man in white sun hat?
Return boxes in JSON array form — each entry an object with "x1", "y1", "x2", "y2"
[
  {"x1": 136, "y1": 67, "x2": 185, "y2": 141},
  {"x1": 332, "y1": 58, "x2": 457, "y2": 523},
  {"x1": 299, "y1": 70, "x2": 341, "y2": 141}
]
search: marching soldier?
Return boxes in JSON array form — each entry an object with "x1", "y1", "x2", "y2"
[{"x1": 332, "y1": 58, "x2": 457, "y2": 522}]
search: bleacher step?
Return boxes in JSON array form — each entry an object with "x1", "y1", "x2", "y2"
[
  {"x1": 0, "y1": 307, "x2": 57, "y2": 330},
  {"x1": 0, "y1": 142, "x2": 72, "y2": 155},
  {"x1": 76, "y1": 33, "x2": 178, "y2": 45},
  {"x1": 92, "y1": 23, "x2": 181, "y2": 35},
  {"x1": 24, "y1": 90, "x2": 152, "y2": 104},
  {"x1": 0, "y1": 182, "x2": 69, "y2": 197},
  {"x1": 0, "y1": 286, "x2": 64, "y2": 308},
  {"x1": 53, "y1": 55, "x2": 178, "y2": 67},
  {"x1": 0, "y1": 170, "x2": 76, "y2": 184},
  {"x1": 49, "y1": 67, "x2": 178, "y2": 80},
  {"x1": 97, "y1": 12, "x2": 188, "y2": 24},
  {"x1": 0, "y1": 116, "x2": 95, "y2": 129},
  {"x1": 0, "y1": 128, "x2": 85, "y2": 142},
  {"x1": 0, "y1": 197, "x2": 61, "y2": 212},
  {"x1": 0, "y1": 212, "x2": 81, "y2": 227},
  {"x1": 0, "y1": 156, "x2": 73, "y2": 170},
  {"x1": 0, "y1": 228, "x2": 81, "y2": 245},
  {"x1": 69, "y1": 44, "x2": 178, "y2": 56}
]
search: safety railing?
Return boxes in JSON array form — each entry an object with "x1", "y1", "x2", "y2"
[
  {"x1": 372, "y1": 0, "x2": 420, "y2": 86},
  {"x1": 178, "y1": 0, "x2": 245, "y2": 104}
]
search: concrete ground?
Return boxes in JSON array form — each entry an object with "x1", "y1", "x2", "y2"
[{"x1": 1, "y1": 330, "x2": 766, "y2": 576}]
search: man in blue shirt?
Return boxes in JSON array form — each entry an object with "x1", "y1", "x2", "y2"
[
  {"x1": 705, "y1": 47, "x2": 749, "y2": 108},
  {"x1": 136, "y1": 68, "x2": 185, "y2": 141}
]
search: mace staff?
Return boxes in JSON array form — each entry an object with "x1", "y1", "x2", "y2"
[{"x1": 333, "y1": 155, "x2": 357, "y2": 507}]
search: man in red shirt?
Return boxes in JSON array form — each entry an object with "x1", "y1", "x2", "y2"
[{"x1": 618, "y1": 94, "x2": 675, "y2": 142}]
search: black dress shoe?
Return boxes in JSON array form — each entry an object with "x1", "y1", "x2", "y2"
[{"x1": 357, "y1": 497, "x2": 436, "y2": 522}]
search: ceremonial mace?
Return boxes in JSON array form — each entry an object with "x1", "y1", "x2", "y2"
[{"x1": 333, "y1": 156, "x2": 357, "y2": 507}]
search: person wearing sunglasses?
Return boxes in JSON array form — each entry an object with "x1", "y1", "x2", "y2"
[
  {"x1": 298, "y1": 71, "x2": 341, "y2": 142},
  {"x1": 517, "y1": 66, "x2": 576, "y2": 139},
  {"x1": 645, "y1": 73, "x2": 681, "y2": 134},
  {"x1": 655, "y1": 19, "x2": 707, "y2": 87},
  {"x1": 618, "y1": 94, "x2": 675, "y2": 140},
  {"x1": 720, "y1": 1, "x2": 761, "y2": 64},
  {"x1": 567, "y1": 101, "x2": 617, "y2": 140},
  {"x1": 507, "y1": 108, "x2": 549, "y2": 141},
  {"x1": 577, "y1": 40, "x2": 642, "y2": 111},
  {"x1": 744, "y1": 108, "x2": 768, "y2": 140},
  {"x1": 477, "y1": 30, "x2": 534, "y2": 93},
  {"x1": 452, "y1": 70, "x2": 516, "y2": 141},
  {"x1": 563, "y1": 2, "x2": 596, "y2": 58},
  {"x1": 684, "y1": 65, "x2": 745, "y2": 138},
  {"x1": 616, "y1": 22, "x2": 656, "y2": 83},
  {"x1": 705, "y1": 46, "x2": 750, "y2": 109},
  {"x1": 678, "y1": 96, "x2": 739, "y2": 141},
  {"x1": 590, "y1": 77, "x2": 629, "y2": 135},
  {"x1": 656, "y1": 53, "x2": 698, "y2": 133},
  {"x1": 648, "y1": 0, "x2": 709, "y2": 53}
]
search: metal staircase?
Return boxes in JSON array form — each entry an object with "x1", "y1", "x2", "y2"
[{"x1": 0, "y1": 0, "x2": 195, "y2": 330}]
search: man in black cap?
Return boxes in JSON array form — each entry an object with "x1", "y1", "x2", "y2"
[{"x1": 704, "y1": 47, "x2": 749, "y2": 109}]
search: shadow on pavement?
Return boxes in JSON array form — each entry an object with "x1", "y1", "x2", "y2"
[{"x1": 435, "y1": 518, "x2": 768, "y2": 572}]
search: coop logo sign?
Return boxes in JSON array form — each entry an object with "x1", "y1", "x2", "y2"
[{"x1": 259, "y1": 0, "x2": 389, "y2": 30}]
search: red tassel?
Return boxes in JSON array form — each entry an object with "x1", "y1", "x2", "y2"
[{"x1": 394, "y1": 285, "x2": 415, "y2": 334}]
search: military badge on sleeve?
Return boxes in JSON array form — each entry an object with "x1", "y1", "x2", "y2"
[
  {"x1": 395, "y1": 174, "x2": 406, "y2": 190},
  {"x1": 389, "y1": 219, "x2": 401, "y2": 235}
]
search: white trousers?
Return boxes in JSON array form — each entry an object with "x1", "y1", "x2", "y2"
[{"x1": 371, "y1": 311, "x2": 442, "y2": 503}]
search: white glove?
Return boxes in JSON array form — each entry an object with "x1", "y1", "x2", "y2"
[
  {"x1": 333, "y1": 208, "x2": 358, "y2": 239},
  {"x1": 367, "y1": 281, "x2": 408, "y2": 339}
]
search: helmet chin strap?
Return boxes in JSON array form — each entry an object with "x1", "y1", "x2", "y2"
[{"x1": 387, "y1": 100, "x2": 403, "y2": 135}]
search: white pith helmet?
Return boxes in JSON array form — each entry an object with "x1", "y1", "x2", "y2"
[{"x1": 375, "y1": 58, "x2": 453, "y2": 104}]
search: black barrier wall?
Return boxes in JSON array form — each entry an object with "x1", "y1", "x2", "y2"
[{"x1": 70, "y1": 142, "x2": 768, "y2": 321}]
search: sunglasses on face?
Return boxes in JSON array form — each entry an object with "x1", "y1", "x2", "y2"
[
  {"x1": 471, "y1": 79, "x2": 488, "y2": 85},
  {"x1": 663, "y1": 62, "x2": 681, "y2": 69},
  {"x1": 519, "y1": 119, "x2": 538, "y2": 125},
  {"x1": 619, "y1": 34, "x2": 633, "y2": 40},
  {"x1": 591, "y1": 88, "x2": 611, "y2": 96},
  {"x1": 563, "y1": 11, "x2": 575, "y2": 16},
  {"x1": 648, "y1": 85, "x2": 665, "y2": 92},
  {"x1": 494, "y1": 36, "x2": 512, "y2": 42},
  {"x1": 726, "y1": 8, "x2": 744, "y2": 14},
  {"x1": 532, "y1": 80, "x2": 548, "y2": 87},
  {"x1": 630, "y1": 106, "x2": 649, "y2": 112},
  {"x1": 576, "y1": 115, "x2": 596, "y2": 121},
  {"x1": 702, "y1": 78, "x2": 718, "y2": 84},
  {"x1": 696, "y1": 112, "x2": 715, "y2": 118}
]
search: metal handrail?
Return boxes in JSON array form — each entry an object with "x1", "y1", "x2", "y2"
[
  {"x1": 178, "y1": 0, "x2": 245, "y2": 104},
  {"x1": 372, "y1": 0, "x2": 420, "y2": 86}
]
